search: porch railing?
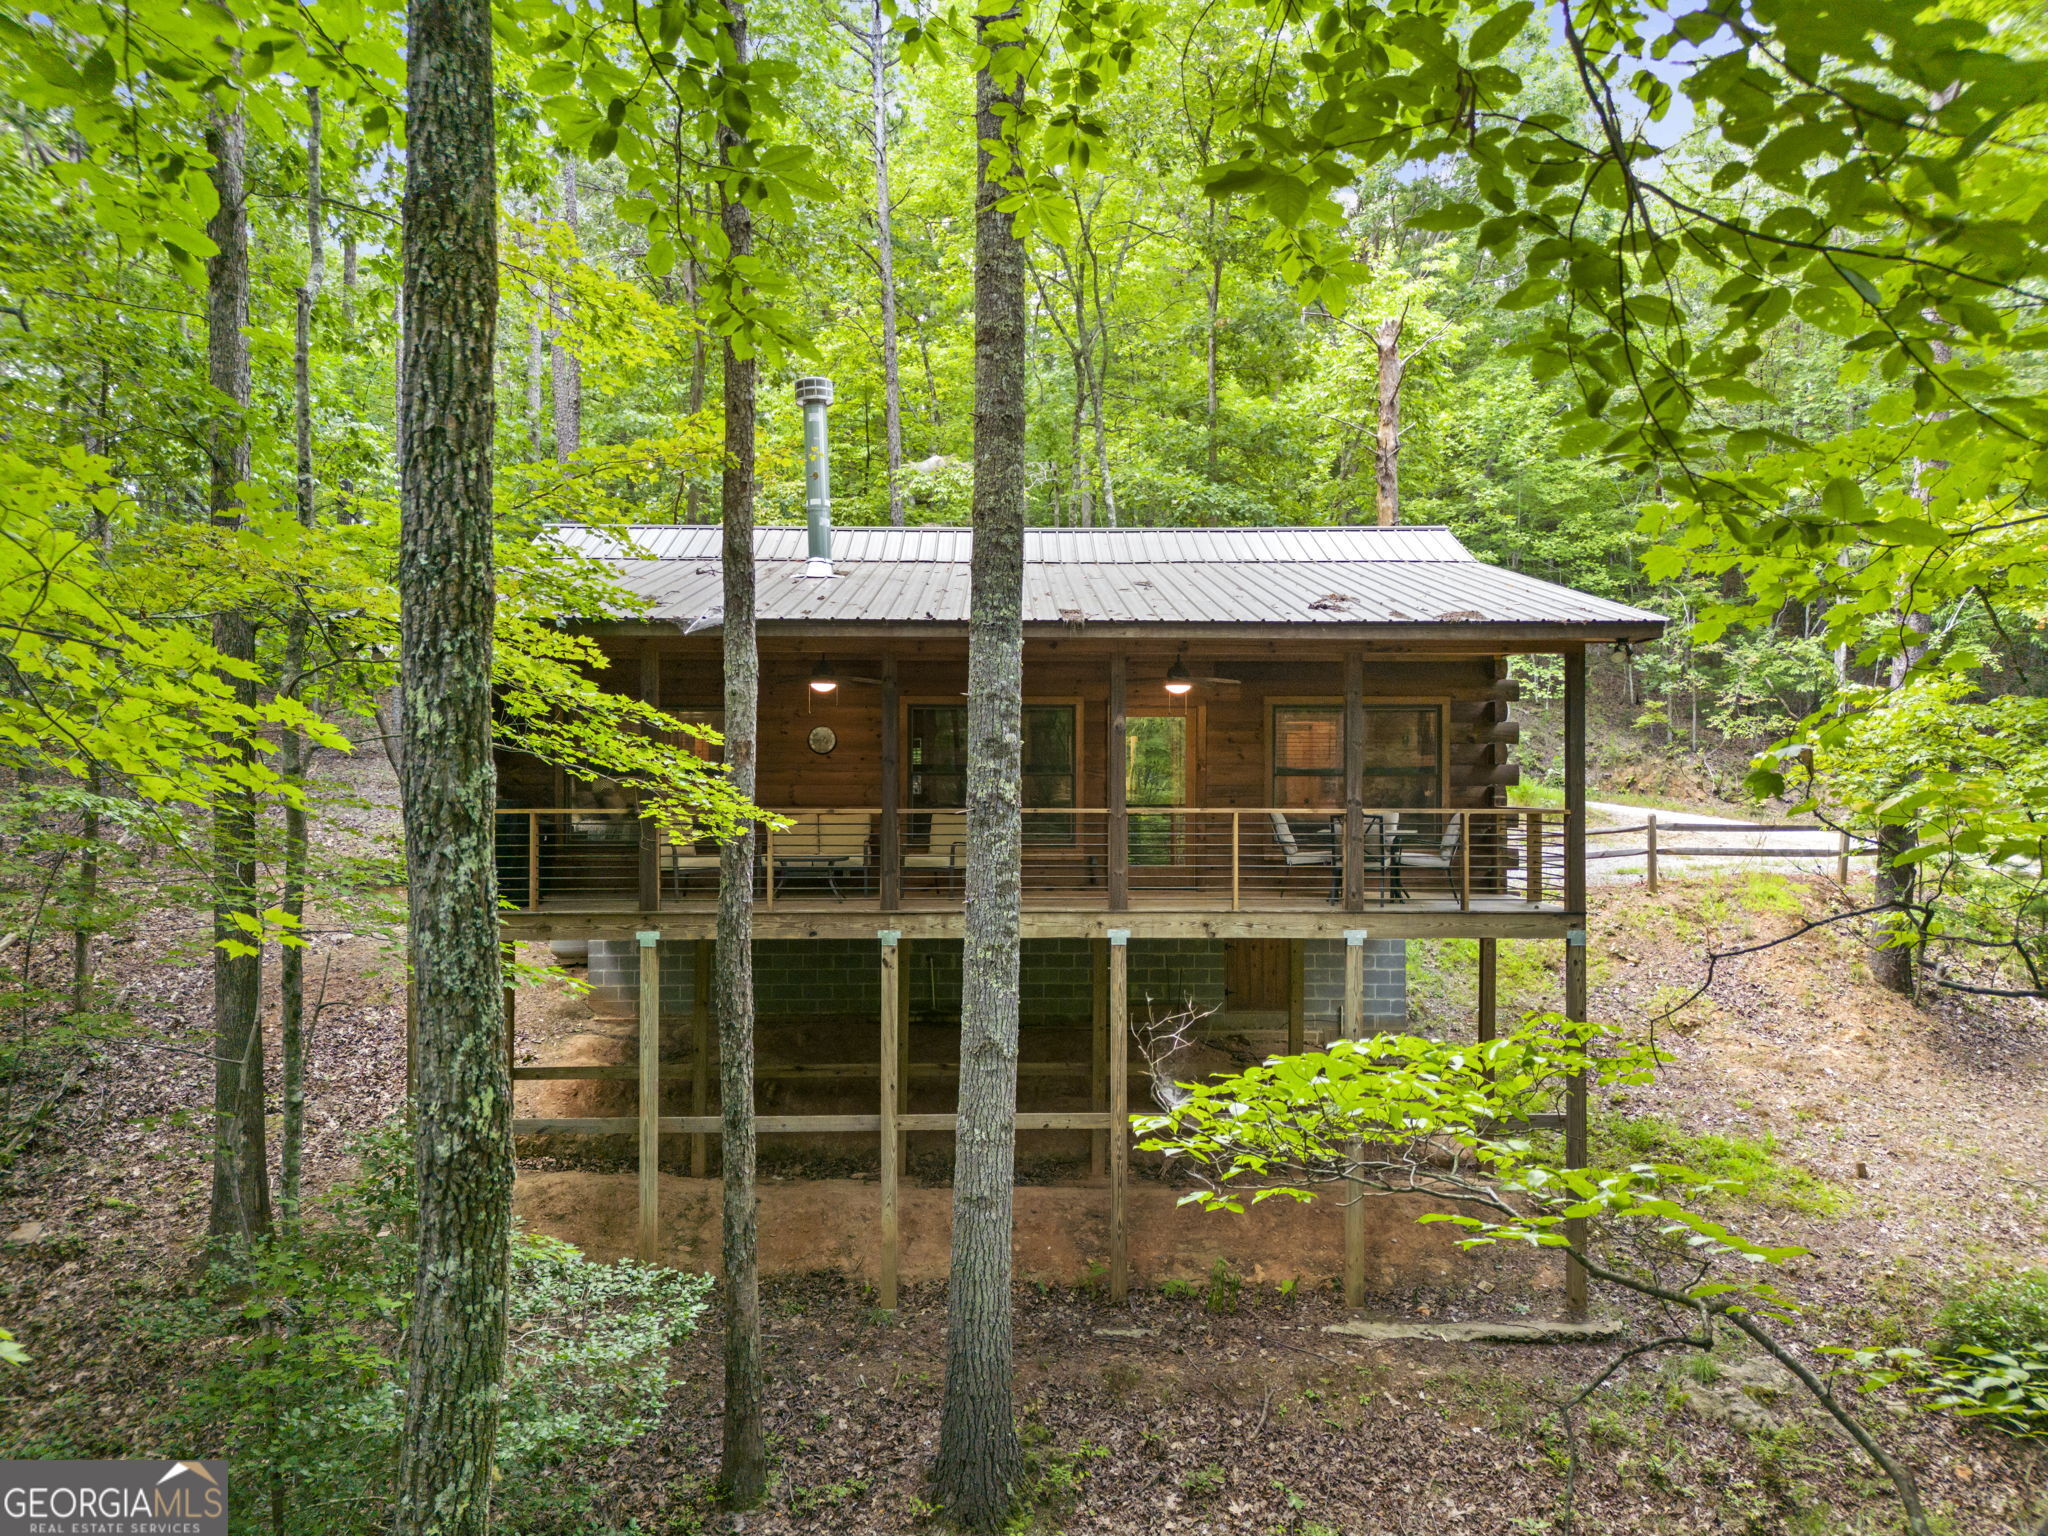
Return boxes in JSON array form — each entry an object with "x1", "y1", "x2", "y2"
[{"x1": 494, "y1": 805, "x2": 1570, "y2": 912}]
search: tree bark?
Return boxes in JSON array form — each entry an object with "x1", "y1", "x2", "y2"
[
  {"x1": 552, "y1": 157, "x2": 582, "y2": 462},
  {"x1": 869, "y1": 0, "x2": 906, "y2": 525},
  {"x1": 203, "y1": 97, "x2": 270, "y2": 1247},
  {"x1": 931, "y1": 11, "x2": 1028, "y2": 1528},
  {"x1": 715, "y1": 0, "x2": 768, "y2": 1506},
  {"x1": 280, "y1": 84, "x2": 325, "y2": 1231},
  {"x1": 1205, "y1": 245, "x2": 1223, "y2": 481},
  {"x1": 392, "y1": 0, "x2": 510, "y2": 1524},
  {"x1": 1373, "y1": 313, "x2": 1403, "y2": 527}
]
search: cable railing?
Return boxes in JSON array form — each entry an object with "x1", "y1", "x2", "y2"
[{"x1": 493, "y1": 804, "x2": 1572, "y2": 912}]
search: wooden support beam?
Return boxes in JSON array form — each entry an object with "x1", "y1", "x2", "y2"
[
  {"x1": 1342, "y1": 928, "x2": 1367, "y2": 1309},
  {"x1": 1645, "y1": 812, "x2": 1659, "y2": 893},
  {"x1": 636, "y1": 929, "x2": 661, "y2": 1265},
  {"x1": 878, "y1": 930, "x2": 900, "y2": 1310},
  {"x1": 637, "y1": 650, "x2": 662, "y2": 912},
  {"x1": 1107, "y1": 656, "x2": 1128, "y2": 912},
  {"x1": 880, "y1": 657, "x2": 902, "y2": 911},
  {"x1": 1477, "y1": 936, "x2": 1497, "y2": 1045},
  {"x1": 1287, "y1": 938, "x2": 1305, "y2": 1056},
  {"x1": 1343, "y1": 653, "x2": 1365, "y2": 912},
  {"x1": 1089, "y1": 937, "x2": 1108, "y2": 1177},
  {"x1": 514, "y1": 1111, "x2": 1144, "y2": 1136},
  {"x1": 1563, "y1": 644, "x2": 1590, "y2": 1320},
  {"x1": 691, "y1": 939, "x2": 711, "y2": 1176},
  {"x1": 1108, "y1": 929, "x2": 1129, "y2": 1301}
]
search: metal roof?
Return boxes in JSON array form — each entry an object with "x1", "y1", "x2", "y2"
[{"x1": 550, "y1": 524, "x2": 1666, "y2": 635}]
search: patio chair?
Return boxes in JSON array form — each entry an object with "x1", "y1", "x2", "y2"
[
  {"x1": 902, "y1": 810, "x2": 969, "y2": 888},
  {"x1": 1387, "y1": 813, "x2": 1463, "y2": 902},
  {"x1": 772, "y1": 810, "x2": 874, "y2": 899},
  {"x1": 1267, "y1": 811, "x2": 1340, "y2": 903}
]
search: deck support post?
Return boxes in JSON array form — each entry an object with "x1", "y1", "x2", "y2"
[
  {"x1": 878, "y1": 929, "x2": 901, "y2": 1309},
  {"x1": 636, "y1": 929, "x2": 662, "y2": 1265},
  {"x1": 1342, "y1": 928, "x2": 1367, "y2": 1309},
  {"x1": 637, "y1": 649, "x2": 662, "y2": 911},
  {"x1": 690, "y1": 938, "x2": 711, "y2": 1176},
  {"x1": 1477, "y1": 937, "x2": 1497, "y2": 1045},
  {"x1": 1287, "y1": 938, "x2": 1305, "y2": 1056},
  {"x1": 1089, "y1": 937, "x2": 1108, "y2": 1177},
  {"x1": 1108, "y1": 657, "x2": 1128, "y2": 912},
  {"x1": 1107, "y1": 929, "x2": 1129, "y2": 1302},
  {"x1": 1343, "y1": 653, "x2": 1365, "y2": 912},
  {"x1": 880, "y1": 657, "x2": 901, "y2": 910},
  {"x1": 1563, "y1": 644, "x2": 1590, "y2": 1320}
]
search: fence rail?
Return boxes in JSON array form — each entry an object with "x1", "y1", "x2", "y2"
[{"x1": 1586, "y1": 812, "x2": 1869, "y2": 890}]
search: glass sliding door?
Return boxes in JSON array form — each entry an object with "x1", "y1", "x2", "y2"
[
  {"x1": 1125, "y1": 714, "x2": 1187, "y2": 866},
  {"x1": 1270, "y1": 704, "x2": 1441, "y2": 808},
  {"x1": 908, "y1": 702, "x2": 1078, "y2": 845}
]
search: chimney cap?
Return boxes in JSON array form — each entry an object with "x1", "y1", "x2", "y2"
[{"x1": 794, "y1": 376, "x2": 835, "y2": 406}]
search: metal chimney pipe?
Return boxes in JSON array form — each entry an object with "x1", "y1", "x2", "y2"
[{"x1": 795, "y1": 375, "x2": 835, "y2": 578}]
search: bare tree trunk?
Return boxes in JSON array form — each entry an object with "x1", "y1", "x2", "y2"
[
  {"x1": 391, "y1": 0, "x2": 510, "y2": 1523},
  {"x1": 869, "y1": 0, "x2": 906, "y2": 525},
  {"x1": 552, "y1": 158, "x2": 582, "y2": 462},
  {"x1": 1089, "y1": 354, "x2": 1117, "y2": 527},
  {"x1": 525, "y1": 251, "x2": 546, "y2": 459},
  {"x1": 280, "y1": 84, "x2": 325, "y2": 1232},
  {"x1": 1205, "y1": 245, "x2": 1222, "y2": 481},
  {"x1": 341, "y1": 233, "x2": 357, "y2": 332},
  {"x1": 1069, "y1": 352, "x2": 1091, "y2": 527},
  {"x1": 716, "y1": 0, "x2": 767, "y2": 1506},
  {"x1": 684, "y1": 255, "x2": 709, "y2": 521},
  {"x1": 1373, "y1": 313, "x2": 1403, "y2": 527},
  {"x1": 203, "y1": 96, "x2": 270, "y2": 1248},
  {"x1": 931, "y1": 12, "x2": 1028, "y2": 1528}
]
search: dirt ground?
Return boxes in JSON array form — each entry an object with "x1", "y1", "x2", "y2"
[{"x1": 2, "y1": 747, "x2": 2046, "y2": 1533}]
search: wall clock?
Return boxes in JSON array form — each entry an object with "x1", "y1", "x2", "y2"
[{"x1": 808, "y1": 725, "x2": 837, "y2": 755}]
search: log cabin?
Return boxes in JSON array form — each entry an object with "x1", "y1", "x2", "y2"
[{"x1": 496, "y1": 399, "x2": 1665, "y2": 1307}]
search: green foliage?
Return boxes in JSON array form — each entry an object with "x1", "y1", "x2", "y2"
[
  {"x1": 1594, "y1": 1113, "x2": 1846, "y2": 1216},
  {"x1": 154, "y1": 1122, "x2": 709, "y2": 1534},
  {"x1": 1832, "y1": 1344, "x2": 2048, "y2": 1439},
  {"x1": 1934, "y1": 1268, "x2": 2048, "y2": 1358}
]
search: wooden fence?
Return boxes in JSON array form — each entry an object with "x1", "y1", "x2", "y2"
[{"x1": 1586, "y1": 813, "x2": 1870, "y2": 891}]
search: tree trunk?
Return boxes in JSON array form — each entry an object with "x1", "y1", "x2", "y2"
[
  {"x1": 203, "y1": 97, "x2": 270, "y2": 1248},
  {"x1": 552, "y1": 158, "x2": 582, "y2": 462},
  {"x1": 931, "y1": 12, "x2": 1028, "y2": 1528},
  {"x1": 1069, "y1": 351, "x2": 1091, "y2": 527},
  {"x1": 280, "y1": 84, "x2": 325, "y2": 1232},
  {"x1": 391, "y1": 0, "x2": 510, "y2": 1524},
  {"x1": 1373, "y1": 313, "x2": 1403, "y2": 527},
  {"x1": 869, "y1": 0, "x2": 906, "y2": 526},
  {"x1": 525, "y1": 255, "x2": 546, "y2": 459},
  {"x1": 715, "y1": 0, "x2": 768, "y2": 1506},
  {"x1": 1205, "y1": 245, "x2": 1222, "y2": 481},
  {"x1": 684, "y1": 254, "x2": 709, "y2": 521}
]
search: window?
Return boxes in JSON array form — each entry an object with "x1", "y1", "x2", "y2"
[
  {"x1": 666, "y1": 710, "x2": 723, "y2": 763},
  {"x1": 909, "y1": 706, "x2": 1078, "y2": 837},
  {"x1": 1272, "y1": 706, "x2": 1341, "y2": 808},
  {"x1": 1270, "y1": 704, "x2": 1442, "y2": 808}
]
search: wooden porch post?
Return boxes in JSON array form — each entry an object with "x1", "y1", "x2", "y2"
[
  {"x1": 878, "y1": 929, "x2": 900, "y2": 1309},
  {"x1": 1563, "y1": 645, "x2": 1590, "y2": 1319},
  {"x1": 1477, "y1": 937, "x2": 1497, "y2": 1044},
  {"x1": 1107, "y1": 928, "x2": 1129, "y2": 1301},
  {"x1": 636, "y1": 929, "x2": 662, "y2": 1264},
  {"x1": 690, "y1": 938, "x2": 711, "y2": 1176},
  {"x1": 637, "y1": 649, "x2": 662, "y2": 911},
  {"x1": 1342, "y1": 928, "x2": 1367, "y2": 1308},
  {"x1": 880, "y1": 656, "x2": 902, "y2": 910},
  {"x1": 1089, "y1": 937, "x2": 1108, "y2": 1177},
  {"x1": 1108, "y1": 656, "x2": 1128, "y2": 912},
  {"x1": 1343, "y1": 652, "x2": 1365, "y2": 912},
  {"x1": 1287, "y1": 938, "x2": 1305, "y2": 1056}
]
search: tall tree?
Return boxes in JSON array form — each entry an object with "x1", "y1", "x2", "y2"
[
  {"x1": 279, "y1": 84, "x2": 326, "y2": 1231},
  {"x1": 391, "y1": 0, "x2": 511, "y2": 1523},
  {"x1": 1372, "y1": 309, "x2": 1403, "y2": 527},
  {"x1": 714, "y1": 0, "x2": 768, "y2": 1504},
  {"x1": 203, "y1": 92, "x2": 270, "y2": 1246},
  {"x1": 865, "y1": 0, "x2": 905, "y2": 524},
  {"x1": 552, "y1": 156, "x2": 583, "y2": 461},
  {"x1": 931, "y1": 5, "x2": 1028, "y2": 1526}
]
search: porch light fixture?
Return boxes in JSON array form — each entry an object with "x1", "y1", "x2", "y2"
[
  {"x1": 1163, "y1": 659, "x2": 1194, "y2": 696},
  {"x1": 809, "y1": 659, "x2": 839, "y2": 694}
]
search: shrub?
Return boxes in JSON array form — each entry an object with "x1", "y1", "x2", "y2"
[{"x1": 1935, "y1": 1268, "x2": 2048, "y2": 1356}]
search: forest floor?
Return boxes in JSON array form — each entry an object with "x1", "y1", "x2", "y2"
[{"x1": 1, "y1": 749, "x2": 2046, "y2": 1534}]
